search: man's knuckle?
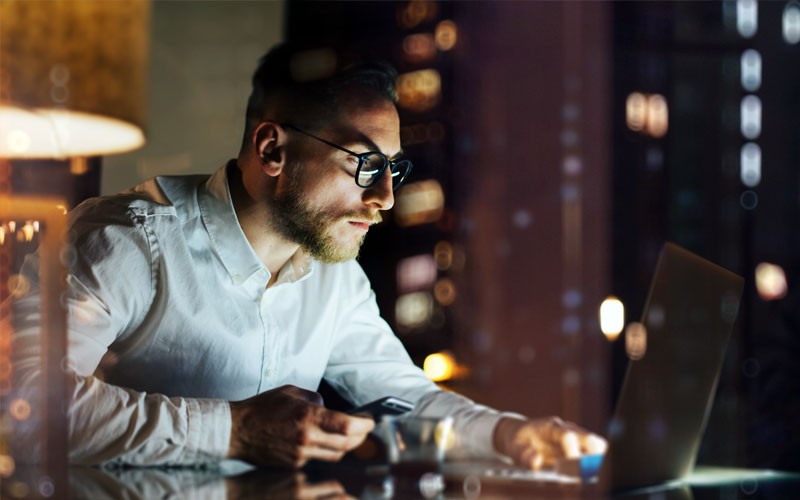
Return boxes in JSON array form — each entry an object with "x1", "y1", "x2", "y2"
[
  {"x1": 297, "y1": 428, "x2": 310, "y2": 445},
  {"x1": 292, "y1": 404, "x2": 312, "y2": 422}
]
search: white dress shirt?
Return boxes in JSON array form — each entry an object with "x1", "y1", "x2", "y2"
[{"x1": 13, "y1": 162, "x2": 508, "y2": 466}]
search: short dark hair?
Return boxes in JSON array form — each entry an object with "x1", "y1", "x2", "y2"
[{"x1": 244, "y1": 43, "x2": 398, "y2": 136}]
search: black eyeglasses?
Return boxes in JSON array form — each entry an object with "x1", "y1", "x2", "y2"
[{"x1": 281, "y1": 123, "x2": 413, "y2": 191}]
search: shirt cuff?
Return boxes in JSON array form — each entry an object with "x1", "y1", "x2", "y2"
[
  {"x1": 183, "y1": 398, "x2": 231, "y2": 464},
  {"x1": 413, "y1": 390, "x2": 528, "y2": 462},
  {"x1": 462, "y1": 410, "x2": 529, "y2": 462}
]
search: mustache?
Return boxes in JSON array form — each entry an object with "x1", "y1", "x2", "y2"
[{"x1": 338, "y1": 211, "x2": 382, "y2": 225}]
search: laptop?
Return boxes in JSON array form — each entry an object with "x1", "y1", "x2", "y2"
[{"x1": 444, "y1": 242, "x2": 744, "y2": 494}]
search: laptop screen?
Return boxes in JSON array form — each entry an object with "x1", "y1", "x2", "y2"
[{"x1": 604, "y1": 243, "x2": 744, "y2": 491}]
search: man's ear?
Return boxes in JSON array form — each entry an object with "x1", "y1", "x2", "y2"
[{"x1": 253, "y1": 121, "x2": 286, "y2": 177}]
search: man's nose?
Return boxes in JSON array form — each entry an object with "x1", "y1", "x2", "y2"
[{"x1": 362, "y1": 169, "x2": 395, "y2": 210}]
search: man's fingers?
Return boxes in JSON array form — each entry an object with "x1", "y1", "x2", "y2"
[
  {"x1": 506, "y1": 417, "x2": 606, "y2": 471},
  {"x1": 581, "y1": 433, "x2": 608, "y2": 455},
  {"x1": 296, "y1": 410, "x2": 373, "y2": 456},
  {"x1": 561, "y1": 431, "x2": 581, "y2": 459},
  {"x1": 302, "y1": 424, "x2": 369, "y2": 452},
  {"x1": 520, "y1": 447, "x2": 545, "y2": 471},
  {"x1": 317, "y1": 409, "x2": 375, "y2": 437},
  {"x1": 302, "y1": 426, "x2": 351, "y2": 450},
  {"x1": 298, "y1": 445, "x2": 347, "y2": 463}
]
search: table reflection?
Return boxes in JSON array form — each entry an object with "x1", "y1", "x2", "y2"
[
  {"x1": 65, "y1": 462, "x2": 800, "y2": 500},
  {"x1": 69, "y1": 464, "x2": 354, "y2": 500}
]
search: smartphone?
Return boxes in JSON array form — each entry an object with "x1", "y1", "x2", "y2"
[{"x1": 348, "y1": 396, "x2": 414, "y2": 418}]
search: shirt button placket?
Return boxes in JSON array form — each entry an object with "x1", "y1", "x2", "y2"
[{"x1": 260, "y1": 290, "x2": 277, "y2": 387}]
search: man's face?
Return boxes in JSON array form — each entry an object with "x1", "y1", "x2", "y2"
[{"x1": 271, "y1": 95, "x2": 401, "y2": 263}]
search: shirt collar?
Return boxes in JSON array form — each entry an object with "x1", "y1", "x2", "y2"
[{"x1": 198, "y1": 161, "x2": 314, "y2": 286}]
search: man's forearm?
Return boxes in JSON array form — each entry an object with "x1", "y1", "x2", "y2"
[
  {"x1": 412, "y1": 390, "x2": 523, "y2": 460},
  {"x1": 66, "y1": 373, "x2": 230, "y2": 466},
  {"x1": 12, "y1": 367, "x2": 229, "y2": 466}
]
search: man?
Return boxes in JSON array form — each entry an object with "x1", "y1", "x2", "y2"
[{"x1": 15, "y1": 44, "x2": 605, "y2": 469}]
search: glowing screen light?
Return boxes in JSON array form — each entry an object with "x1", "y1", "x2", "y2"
[
  {"x1": 740, "y1": 142, "x2": 761, "y2": 187},
  {"x1": 423, "y1": 351, "x2": 455, "y2": 382},
  {"x1": 625, "y1": 322, "x2": 648, "y2": 360},
  {"x1": 599, "y1": 296, "x2": 625, "y2": 340},
  {"x1": 784, "y1": 1, "x2": 800, "y2": 44},
  {"x1": 740, "y1": 49, "x2": 762, "y2": 91},
  {"x1": 755, "y1": 262, "x2": 788, "y2": 301}
]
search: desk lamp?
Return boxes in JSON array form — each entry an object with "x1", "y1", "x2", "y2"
[{"x1": 0, "y1": 1, "x2": 149, "y2": 497}]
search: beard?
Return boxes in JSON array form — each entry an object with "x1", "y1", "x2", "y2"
[{"x1": 271, "y1": 177, "x2": 381, "y2": 263}]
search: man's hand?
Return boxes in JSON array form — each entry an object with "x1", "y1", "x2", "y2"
[
  {"x1": 228, "y1": 385, "x2": 374, "y2": 468},
  {"x1": 493, "y1": 416, "x2": 607, "y2": 470}
]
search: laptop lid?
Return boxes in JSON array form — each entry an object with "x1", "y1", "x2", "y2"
[{"x1": 602, "y1": 242, "x2": 744, "y2": 491}]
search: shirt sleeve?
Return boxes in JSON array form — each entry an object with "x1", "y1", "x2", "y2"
[
  {"x1": 320, "y1": 262, "x2": 521, "y2": 461},
  {"x1": 11, "y1": 199, "x2": 230, "y2": 466},
  {"x1": 413, "y1": 389, "x2": 526, "y2": 461}
]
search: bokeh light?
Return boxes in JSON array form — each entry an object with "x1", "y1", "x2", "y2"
[
  {"x1": 435, "y1": 20, "x2": 458, "y2": 51},
  {"x1": 599, "y1": 296, "x2": 625, "y2": 340},
  {"x1": 0, "y1": 454, "x2": 15, "y2": 477},
  {"x1": 740, "y1": 94, "x2": 762, "y2": 139},
  {"x1": 402, "y1": 33, "x2": 436, "y2": 64},
  {"x1": 737, "y1": 0, "x2": 758, "y2": 38},
  {"x1": 395, "y1": 292, "x2": 434, "y2": 329},
  {"x1": 785, "y1": 2, "x2": 800, "y2": 44},
  {"x1": 625, "y1": 322, "x2": 648, "y2": 360},
  {"x1": 626, "y1": 92, "x2": 668, "y2": 138},
  {"x1": 423, "y1": 351, "x2": 455, "y2": 382},
  {"x1": 395, "y1": 179, "x2": 445, "y2": 227},
  {"x1": 755, "y1": 262, "x2": 788, "y2": 301},
  {"x1": 396, "y1": 69, "x2": 441, "y2": 112},
  {"x1": 10, "y1": 398, "x2": 32, "y2": 421},
  {"x1": 433, "y1": 278, "x2": 457, "y2": 306},
  {"x1": 397, "y1": 254, "x2": 437, "y2": 293}
]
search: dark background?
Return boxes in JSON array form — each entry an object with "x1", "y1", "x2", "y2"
[{"x1": 9, "y1": 0, "x2": 799, "y2": 472}]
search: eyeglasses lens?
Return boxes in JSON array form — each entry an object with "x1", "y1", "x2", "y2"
[{"x1": 357, "y1": 154, "x2": 412, "y2": 190}]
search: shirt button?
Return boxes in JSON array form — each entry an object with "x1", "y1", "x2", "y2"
[
  {"x1": 233, "y1": 274, "x2": 243, "y2": 284},
  {"x1": 264, "y1": 368, "x2": 273, "y2": 378}
]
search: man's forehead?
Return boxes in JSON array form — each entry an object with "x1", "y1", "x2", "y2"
[{"x1": 329, "y1": 98, "x2": 401, "y2": 154}]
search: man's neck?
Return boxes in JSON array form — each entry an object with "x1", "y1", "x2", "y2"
[{"x1": 228, "y1": 162, "x2": 301, "y2": 280}]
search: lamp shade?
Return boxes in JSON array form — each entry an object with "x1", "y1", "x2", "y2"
[{"x1": 0, "y1": 0, "x2": 150, "y2": 159}]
